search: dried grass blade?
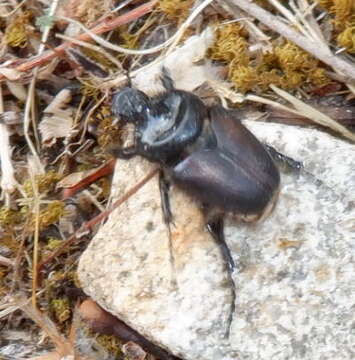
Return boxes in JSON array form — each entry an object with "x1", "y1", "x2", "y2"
[
  {"x1": 270, "y1": 84, "x2": 355, "y2": 142},
  {"x1": 21, "y1": 301, "x2": 74, "y2": 356}
]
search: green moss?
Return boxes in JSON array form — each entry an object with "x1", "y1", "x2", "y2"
[
  {"x1": 50, "y1": 298, "x2": 71, "y2": 323},
  {"x1": 337, "y1": 24, "x2": 355, "y2": 53},
  {"x1": 158, "y1": 0, "x2": 194, "y2": 22},
  {"x1": 209, "y1": 23, "x2": 249, "y2": 64},
  {"x1": 45, "y1": 238, "x2": 63, "y2": 251},
  {"x1": 317, "y1": 0, "x2": 355, "y2": 29},
  {"x1": 209, "y1": 25, "x2": 330, "y2": 93},
  {"x1": 37, "y1": 201, "x2": 65, "y2": 230},
  {"x1": 5, "y1": 11, "x2": 32, "y2": 48},
  {"x1": 23, "y1": 170, "x2": 62, "y2": 197},
  {"x1": 95, "y1": 334, "x2": 123, "y2": 359},
  {"x1": 0, "y1": 207, "x2": 21, "y2": 227}
]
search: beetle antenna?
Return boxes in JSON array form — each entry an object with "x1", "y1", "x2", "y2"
[{"x1": 161, "y1": 66, "x2": 175, "y2": 91}]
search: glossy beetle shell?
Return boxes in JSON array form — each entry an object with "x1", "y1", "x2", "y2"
[
  {"x1": 112, "y1": 86, "x2": 280, "y2": 217},
  {"x1": 171, "y1": 106, "x2": 280, "y2": 215}
]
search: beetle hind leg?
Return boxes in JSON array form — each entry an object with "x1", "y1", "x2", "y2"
[
  {"x1": 109, "y1": 145, "x2": 138, "y2": 159},
  {"x1": 264, "y1": 144, "x2": 302, "y2": 173},
  {"x1": 206, "y1": 216, "x2": 236, "y2": 338}
]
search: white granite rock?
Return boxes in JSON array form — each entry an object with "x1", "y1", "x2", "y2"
[{"x1": 78, "y1": 123, "x2": 355, "y2": 360}]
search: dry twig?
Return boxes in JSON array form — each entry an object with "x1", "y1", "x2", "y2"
[{"x1": 0, "y1": 1, "x2": 157, "y2": 82}]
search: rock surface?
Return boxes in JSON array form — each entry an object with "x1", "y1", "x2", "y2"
[{"x1": 78, "y1": 122, "x2": 355, "y2": 360}]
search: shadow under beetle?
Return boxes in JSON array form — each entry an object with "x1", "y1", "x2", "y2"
[{"x1": 111, "y1": 70, "x2": 301, "y2": 335}]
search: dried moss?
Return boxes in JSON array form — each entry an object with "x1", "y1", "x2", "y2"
[
  {"x1": 37, "y1": 201, "x2": 65, "y2": 230},
  {"x1": 74, "y1": 0, "x2": 110, "y2": 26},
  {"x1": 96, "y1": 105, "x2": 121, "y2": 149},
  {"x1": 50, "y1": 298, "x2": 71, "y2": 323},
  {"x1": 211, "y1": 26, "x2": 330, "y2": 92},
  {"x1": 0, "y1": 266, "x2": 9, "y2": 298},
  {"x1": 5, "y1": 11, "x2": 32, "y2": 48},
  {"x1": 209, "y1": 23, "x2": 249, "y2": 64},
  {"x1": 80, "y1": 48, "x2": 115, "y2": 71},
  {"x1": 229, "y1": 65, "x2": 258, "y2": 93},
  {"x1": 0, "y1": 207, "x2": 21, "y2": 227},
  {"x1": 45, "y1": 238, "x2": 63, "y2": 251},
  {"x1": 158, "y1": 0, "x2": 194, "y2": 22},
  {"x1": 337, "y1": 24, "x2": 355, "y2": 53},
  {"x1": 80, "y1": 81, "x2": 102, "y2": 100},
  {"x1": 119, "y1": 29, "x2": 140, "y2": 50},
  {"x1": 0, "y1": 266, "x2": 9, "y2": 279},
  {"x1": 94, "y1": 334, "x2": 123, "y2": 358},
  {"x1": 0, "y1": 234, "x2": 20, "y2": 254},
  {"x1": 23, "y1": 170, "x2": 62, "y2": 197},
  {"x1": 317, "y1": 0, "x2": 355, "y2": 29}
]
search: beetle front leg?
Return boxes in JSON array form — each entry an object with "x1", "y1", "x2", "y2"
[
  {"x1": 110, "y1": 145, "x2": 138, "y2": 159},
  {"x1": 159, "y1": 170, "x2": 178, "y2": 288}
]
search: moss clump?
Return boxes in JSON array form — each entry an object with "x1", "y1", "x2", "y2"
[
  {"x1": 317, "y1": 0, "x2": 354, "y2": 29},
  {"x1": 317, "y1": 0, "x2": 355, "y2": 52},
  {"x1": 95, "y1": 105, "x2": 121, "y2": 149},
  {"x1": 209, "y1": 23, "x2": 249, "y2": 64},
  {"x1": 0, "y1": 207, "x2": 22, "y2": 227},
  {"x1": 337, "y1": 25, "x2": 355, "y2": 53},
  {"x1": 5, "y1": 11, "x2": 32, "y2": 48},
  {"x1": 209, "y1": 24, "x2": 330, "y2": 93},
  {"x1": 50, "y1": 298, "x2": 71, "y2": 323},
  {"x1": 95, "y1": 334, "x2": 123, "y2": 358},
  {"x1": 118, "y1": 29, "x2": 140, "y2": 50},
  {"x1": 36, "y1": 201, "x2": 65, "y2": 230},
  {"x1": 158, "y1": 0, "x2": 194, "y2": 22},
  {"x1": 45, "y1": 238, "x2": 63, "y2": 251},
  {"x1": 80, "y1": 81, "x2": 102, "y2": 100},
  {"x1": 23, "y1": 170, "x2": 62, "y2": 197},
  {"x1": 80, "y1": 48, "x2": 114, "y2": 71}
]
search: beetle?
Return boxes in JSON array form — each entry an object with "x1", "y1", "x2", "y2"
[{"x1": 111, "y1": 70, "x2": 301, "y2": 334}]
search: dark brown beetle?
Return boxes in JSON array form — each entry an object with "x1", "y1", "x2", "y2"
[{"x1": 111, "y1": 71, "x2": 301, "y2": 334}]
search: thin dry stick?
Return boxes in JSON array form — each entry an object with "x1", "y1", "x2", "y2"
[
  {"x1": 29, "y1": 161, "x2": 41, "y2": 309},
  {"x1": 0, "y1": 255, "x2": 14, "y2": 267},
  {"x1": 0, "y1": 0, "x2": 27, "y2": 17},
  {"x1": 21, "y1": 301, "x2": 74, "y2": 357},
  {"x1": 23, "y1": 0, "x2": 61, "y2": 171},
  {"x1": 57, "y1": 0, "x2": 214, "y2": 57},
  {"x1": 56, "y1": 34, "x2": 123, "y2": 69},
  {"x1": 165, "y1": 0, "x2": 214, "y2": 56},
  {"x1": 37, "y1": 167, "x2": 159, "y2": 273},
  {"x1": 0, "y1": 1, "x2": 157, "y2": 82},
  {"x1": 223, "y1": 0, "x2": 355, "y2": 83}
]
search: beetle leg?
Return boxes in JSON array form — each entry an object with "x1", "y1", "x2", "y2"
[
  {"x1": 264, "y1": 144, "x2": 303, "y2": 173},
  {"x1": 110, "y1": 146, "x2": 138, "y2": 159},
  {"x1": 160, "y1": 66, "x2": 175, "y2": 91},
  {"x1": 207, "y1": 217, "x2": 235, "y2": 273},
  {"x1": 159, "y1": 170, "x2": 174, "y2": 226},
  {"x1": 206, "y1": 216, "x2": 235, "y2": 338},
  {"x1": 159, "y1": 170, "x2": 178, "y2": 288}
]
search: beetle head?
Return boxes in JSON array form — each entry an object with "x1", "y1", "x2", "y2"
[{"x1": 112, "y1": 87, "x2": 150, "y2": 124}]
